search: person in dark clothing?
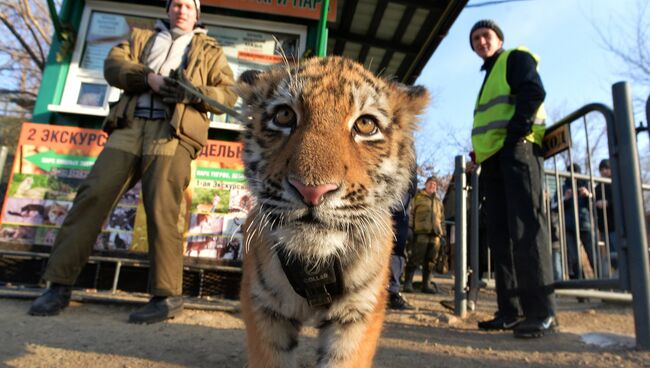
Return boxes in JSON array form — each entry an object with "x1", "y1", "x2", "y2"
[
  {"x1": 595, "y1": 158, "x2": 617, "y2": 271},
  {"x1": 470, "y1": 19, "x2": 556, "y2": 338},
  {"x1": 387, "y1": 166, "x2": 418, "y2": 310},
  {"x1": 563, "y1": 163, "x2": 596, "y2": 279}
]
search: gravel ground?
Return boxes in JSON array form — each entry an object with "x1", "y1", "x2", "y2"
[{"x1": 1, "y1": 277, "x2": 648, "y2": 368}]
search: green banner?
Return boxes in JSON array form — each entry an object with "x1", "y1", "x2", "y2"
[
  {"x1": 195, "y1": 167, "x2": 246, "y2": 183},
  {"x1": 25, "y1": 151, "x2": 97, "y2": 171}
]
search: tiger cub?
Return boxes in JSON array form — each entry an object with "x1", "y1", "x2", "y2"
[{"x1": 237, "y1": 56, "x2": 429, "y2": 368}]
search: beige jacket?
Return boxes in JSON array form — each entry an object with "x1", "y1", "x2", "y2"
[
  {"x1": 410, "y1": 189, "x2": 445, "y2": 236},
  {"x1": 103, "y1": 27, "x2": 237, "y2": 155}
]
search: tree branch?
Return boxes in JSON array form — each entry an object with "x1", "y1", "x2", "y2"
[
  {"x1": 22, "y1": 0, "x2": 52, "y2": 45},
  {"x1": 0, "y1": 12, "x2": 44, "y2": 70},
  {"x1": 20, "y1": 0, "x2": 46, "y2": 64}
]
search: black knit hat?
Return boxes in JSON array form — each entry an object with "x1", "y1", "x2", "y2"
[
  {"x1": 469, "y1": 19, "x2": 504, "y2": 50},
  {"x1": 166, "y1": 0, "x2": 201, "y2": 20},
  {"x1": 599, "y1": 159, "x2": 610, "y2": 170}
]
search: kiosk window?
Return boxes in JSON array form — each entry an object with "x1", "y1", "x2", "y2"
[{"x1": 54, "y1": 3, "x2": 305, "y2": 120}]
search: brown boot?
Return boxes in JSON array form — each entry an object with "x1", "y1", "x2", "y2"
[{"x1": 421, "y1": 268, "x2": 438, "y2": 294}]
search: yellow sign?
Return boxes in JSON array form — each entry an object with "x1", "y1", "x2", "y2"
[
  {"x1": 542, "y1": 124, "x2": 571, "y2": 158},
  {"x1": 203, "y1": 0, "x2": 337, "y2": 21}
]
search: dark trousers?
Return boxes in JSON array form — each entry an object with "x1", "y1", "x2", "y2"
[
  {"x1": 43, "y1": 145, "x2": 192, "y2": 296},
  {"x1": 566, "y1": 228, "x2": 595, "y2": 278},
  {"x1": 480, "y1": 140, "x2": 555, "y2": 318}
]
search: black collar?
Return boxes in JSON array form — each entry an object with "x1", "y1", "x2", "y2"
[
  {"x1": 275, "y1": 246, "x2": 344, "y2": 308},
  {"x1": 481, "y1": 48, "x2": 504, "y2": 73}
]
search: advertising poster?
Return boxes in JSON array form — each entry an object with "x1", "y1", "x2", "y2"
[
  {"x1": 0, "y1": 122, "x2": 136, "y2": 252},
  {"x1": 185, "y1": 141, "x2": 252, "y2": 261},
  {"x1": 206, "y1": 24, "x2": 300, "y2": 124},
  {"x1": 0, "y1": 123, "x2": 252, "y2": 263}
]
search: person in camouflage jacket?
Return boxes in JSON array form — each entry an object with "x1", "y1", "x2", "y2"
[{"x1": 404, "y1": 176, "x2": 446, "y2": 293}]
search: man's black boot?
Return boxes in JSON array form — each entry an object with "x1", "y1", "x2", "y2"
[
  {"x1": 477, "y1": 315, "x2": 523, "y2": 331},
  {"x1": 29, "y1": 283, "x2": 72, "y2": 316},
  {"x1": 128, "y1": 296, "x2": 184, "y2": 324},
  {"x1": 388, "y1": 292, "x2": 415, "y2": 310},
  {"x1": 513, "y1": 316, "x2": 558, "y2": 338}
]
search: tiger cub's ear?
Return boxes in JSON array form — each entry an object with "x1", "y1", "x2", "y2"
[
  {"x1": 239, "y1": 70, "x2": 262, "y2": 85},
  {"x1": 392, "y1": 83, "x2": 430, "y2": 116},
  {"x1": 235, "y1": 69, "x2": 262, "y2": 103}
]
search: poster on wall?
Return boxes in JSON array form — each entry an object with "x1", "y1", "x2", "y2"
[
  {"x1": 0, "y1": 122, "x2": 137, "y2": 252},
  {"x1": 184, "y1": 141, "x2": 252, "y2": 261},
  {"x1": 0, "y1": 123, "x2": 252, "y2": 263},
  {"x1": 206, "y1": 24, "x2": 300, "y2": 124},
  {"x1": 79, "y1": 12, "x2": 157, "y2": 73}
]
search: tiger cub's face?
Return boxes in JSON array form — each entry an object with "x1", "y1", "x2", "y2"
[{"x1": 237, "y1": 56, "x2": 429, "y2": 260}]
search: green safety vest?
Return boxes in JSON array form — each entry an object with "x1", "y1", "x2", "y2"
[{"x1": 471, "y1": 47, "x2": 546, "y2": 164}]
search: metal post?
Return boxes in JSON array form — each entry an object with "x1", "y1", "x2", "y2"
[
  {"x1": 612, "y1": 81, "x2": 650, "y2": 349},
  {"x1": 468, "y1": 167, "x2": 481, "y2": 310},
  {"x1": 646, "y1": 94, "x2": 650, "y2": 144},
  {"x1": 316, "y1": 0, "x2": 330, "y2": 57},
  {"x1": 0, "y1": 146, "x2": 9, "y2": 182},
  {"x1": 582, "y1": 115, "x2": 600, "y2": 278},
  {"x1": 454, "y1": 155, "x2": 468, "y2": 317},
  {"x1": 112, "y1": 261, "x2": 122, "y2": 294},
  {"x1": 46, "y1": 0, "x2": 64, "y2": 41}
]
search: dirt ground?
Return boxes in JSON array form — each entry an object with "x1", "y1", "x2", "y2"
[{"x1": 1, "y1": 277, "x2": 649, "y2": 368}]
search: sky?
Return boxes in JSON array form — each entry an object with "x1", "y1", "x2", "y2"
[{"x1": 415, "y1": 0, "x2": 649, "y2": 175}]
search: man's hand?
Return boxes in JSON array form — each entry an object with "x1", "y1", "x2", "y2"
[
  {"x1": 147, "y1": 73, "x2": 166, "y2": 93},
  {"x1": 159, "y1": 73, "x2": 202, "y2": 105}
]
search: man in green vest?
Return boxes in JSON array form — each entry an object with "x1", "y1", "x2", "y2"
[{"x1": 470, "y1": 20, "x2": 556, "y2": 338}]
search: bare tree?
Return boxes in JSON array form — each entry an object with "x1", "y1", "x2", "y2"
[
  {"x1": 595, "y1": 0, "x2": 650, "y2": 111},
  {"x1": 594, "y1": 0, "x2": 650, "y2": 194},
  {"x1": 0, "y1": 0, "x2": 59, "y2": 117}
]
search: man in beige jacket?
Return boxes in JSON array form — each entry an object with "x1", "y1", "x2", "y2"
[
  {"x1": 404, "y1": 176, "x2": 445, "y2": 293},
  {"x1": 29, "y1": 0, "x2": 237, "y2": 323}
]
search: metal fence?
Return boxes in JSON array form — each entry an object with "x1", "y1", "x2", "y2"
[{"x1": 452, "y1": 82, "x2": 650, "y2": 349}]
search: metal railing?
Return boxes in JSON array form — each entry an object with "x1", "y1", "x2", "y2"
[{"x1": 452, "y1": 82, "x2": 650, "y2": 349}]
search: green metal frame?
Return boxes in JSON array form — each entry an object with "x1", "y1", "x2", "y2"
[
  {"x1": 32, "y1": 0, "x2": 83, "y2": 124},
  {"x1": 316, "y1": 0, "x2": 329, "y2": 57}
]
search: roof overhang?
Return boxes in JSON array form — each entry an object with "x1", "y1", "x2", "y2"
[{"x1": 329, "y1": 0, "x2": 468, "y2": 84}]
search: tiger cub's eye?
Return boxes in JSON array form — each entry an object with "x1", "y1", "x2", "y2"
[
  {"x1": 353, "y1": 115, "x2": 379, "y2": 136},
  {"x1": 273, "y1": 106, "x2": 297, "y2": 128}
]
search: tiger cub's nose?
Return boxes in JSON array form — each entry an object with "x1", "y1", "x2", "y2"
[{"x1": 288, "y1": 178, "x2": 339, "y2": 206}]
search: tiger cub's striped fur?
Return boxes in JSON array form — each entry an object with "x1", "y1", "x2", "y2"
[{"x1": 237, "y1": 56, "x2": 429, "y2": 368}]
